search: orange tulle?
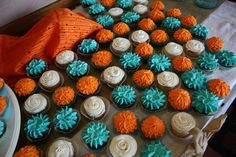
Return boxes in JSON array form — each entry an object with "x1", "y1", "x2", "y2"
[{"x1": 208, "y1": 79, "x2": 230, "y2": 98}]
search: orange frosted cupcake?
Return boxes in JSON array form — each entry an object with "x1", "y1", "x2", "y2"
[
  {"x1": 53, "y1": 86, "x2": 75, "y2": 106},
  {"x1": 150, "y1": 29, "x2": 168, "y2": 47},
  {"x1": 135, "y1": 42, "x2": 154, "y2": 59},
  {"x1": 150, "y1": 1, "x2": 165, "y2": 11},
  {"x1": 95, "y1": 29, "x2": 114, "y2": 46},
  {"x1": 0, "y1": 96, "x2": 7, "y2": 115},
  {"x1": 101, "y1": 0, "x2": 115, "y2": 7},
  {"x1": 133, "y1": 69, "x2": 154, "y2": 88},
  {"x1": 91, "y1": 50, "x2": 112, "y2": 69},
  {"x1": 166, "y1": 8, "x2": 181, "y2": 18},
  {"x1": 181, "y1": 15, "x2": 197, "y2": 28},
  {"x1": 138, "y1": 18, "x2": 156, "y2": 33},
  {"x1": 81, "y1": 154, "x2": 97, "y2": 157},
  {"x1": 112, "y1": 22, "x2": 130, "y2": 37},
  {"x1": 14, "y1": 78, "x2": 36, "y2": 97},
  {"x1": 168, "y1": 88, "x2": 191, "y2": 110},
  {"x1": 141, "y1": 115, "x2": 165, "y2": 139},
  {"x1": 0, "y1": 78, "x2": 4, "y2": 90},
  {"x1": 173, "y1": 28, "x2": 192, "y2": 44},
  {"x1": 207, "y1": 79, "x2": 230, "y2": 98},
  {"x1": 13, "y1": 145, "x2": 40, "y2": 157},
  {"x1": 172, "y1": 56, "x2": 193, "y2": 72},
  {"x1": 76, "y1": 76, "x2": 100, "y2": 96},
  {"x1": 114, "y1": 110, "x2": 138, "y2": 134},
  {"x1": 206, "y1": 36, "x2": 224, "y2": 52},
  {"x1": 148, "y1": 9, "x2": 165, "y2": 24}
]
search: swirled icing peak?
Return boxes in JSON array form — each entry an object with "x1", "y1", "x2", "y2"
[
  {"x1": 39, "y1": 70, "x2": 60, "y2": 88},
  {"x1": 83, "y1": 96, "x2": 105, "y2": 118},
  {"x1": 121, "y1": 11, "x2": 140, "y2": 24},
  {"x1": 48, "y1": 139, "x2": 74, "y2": 157},
  {"x1": 148, "y1": 54, "x2": 171, "y2": 73},
  {"x1": 24, "y1": 94, "x2": 47, "y2": 114},
  {"x1": 190, "y1": 24, "x2": 209, "y2": 39},
  {"x1": 207, "y1": 79, "x2": 230, "y2": 98},
  {"x1": 66, "y1": 60, "x2": 88, "y2": 78},
  {"x1": 88, "y1": 3, "x2": 105, "y2": 15},
  {"x1": 56, "y1": 50, "x2": 75, "y2": 65},
  {"x1": 26, "y1": 59, "x2": 47, "y2": 76},
  {"x1": 197, "y1": 53, "x2": 219, "y2": 70},
  {"x1": 78, "y1": 39, "x2": 98, "y2": 54},
  {"x1": 117, "y1": 0, "x2": 132, "y2": 9},
  {"x1": 217, "y1": 50, "x2": 236, "y2": 67},
  {"x1": 96, "y1": 15, "x2": 114, "y2": 28},
  {"x1": 120, "y1": 52, "x2": 141, "y2": 70},
  {"x1": 103, "y1": 66, "x2": 125, "y2": 84},
  {"x1": 161, "y1": 17, "x2": 181, "y2": 30}
]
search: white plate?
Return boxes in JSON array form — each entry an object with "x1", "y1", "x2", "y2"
[{"x1": 0, "y1": 84, "x2": 21, "y2": 157}]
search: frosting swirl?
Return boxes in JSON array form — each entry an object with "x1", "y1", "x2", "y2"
[
  {"x1": 83, "y1": 96, "x2": 105, "y2": 118},
  {"x1": 164, "y1": 42, "x2": 183, "y2": 56},
  {"x1": 103, "y1": 66, "x2": 125, "y2": 84},
  {"x1": 186, "y1": 40, "x2": 205, "y2": 55},
  {"x1": 157, "y1": 71, "x2": 179, "y2": 88},
  {"x1": 108, "y1": 7, "x2": 123, "y2": 17},
  {"x1": 133, "y1": 4, "x2": 148, "y2": 14},
  {"x1": 24, "y1": 94, "x2": 47, "y2": 114},
  {"x1": 131, "y1": 30, "x2": 149, "y2": 43},
  {"x1": 48, "y1": 140, "x2": 74, "y2": 157},
  {"x1": 56, "y1": 50, "x2": 75, "y2": 65},
  {"x1": 40, "y1": 70, "x2": 60, "y2": 88},
  {"x1": 112, "y1": 38, "x2": 131, "y2": 52}
]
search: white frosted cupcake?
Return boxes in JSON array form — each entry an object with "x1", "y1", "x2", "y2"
[
  {"x1": 110, "y1": 37, "x2": 132, "y2": 56},
  {"x1": 55, "y1": 50, "x2": 77, "y2": 69},
  {"x1": 108, "y1": 7, "x2": 124, "y2": 20},
  {"x1": 130, "y1": 30, "x2": 149, "y2": 46},
  {"x1": 109, "y1": 134, "x2": 137, "y2": 157},
  {"x1": 133, "y1": 4, "x2": 148, "y2": 17},
  {"x1": 157, "y1": 71, "x2": 180, "y2": 92},
  {"x1": 134, "y1": 0, "x2": 149, "y2": 5},
  {"x1": 101, "y1": 66, "x2": 126, "y2": 88},
  {"x1": 171, "y1": 112, "x2": 196, "y2": 138},
  {"x1": 184, "y1": 40, "x2": 205, "y2": 60},
  {"x1": 162, "y1": 42, "x2": 183, "y2": 59}
]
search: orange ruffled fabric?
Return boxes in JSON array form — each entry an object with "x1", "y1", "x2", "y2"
[
  {"x1": 14, "y1": 78, "x2": 36, "y2": 96},
  {"x1": 150, "y1": 1, "x2": 165, "y2": 10},
  {"x1": 112, "y1": 22, "x2": 130, "y2": 35},
  {"x1": 173, "y1": 28, "x2": 192, "y2": 43},
  {"x1": 13, "y1": 145, "x2": 40, "y2": 157},
  {"x1": 151, "y1": 29, "x2": 168, "y2": 43},
  {"x1": 206, "y1": 36, "x2": 224, "y2": 52},
  {"x1": 53, "y1": 86, "x2": 75, "y2": 106},
  {"x1": 0, "y1": 8, "x2": 102, "y2": 86},
  {"x1": 208, "y1": 79, "x2": 230, "y2": 98},
  {"x1": 81, "y1": 154, "x2": 97, "y2": 157},
  {"x1": 141, "y1": 115, "x2": 165, "y2": 139},
  {"x1": 168, "y1": 88, "x2": 191, "y2": 110},
  {"x1": 181, "y1": 15, "x2": 197, "y2": 27},
  {"x1": 95, "y1": 29, "x2": 114, "y2": 43},
  {"x1": 172, "y1": 56, "x2": 193, "y2": 72},
  {"x1": 148, "y1": 9, "x2": 165, "y2": 22},
  {"x1": 114, "y1": 110, "x2": 137, "y2": 134},
  {"x1": 0, "y1": 96, "x2": 7, "y2": 114},
  {"x1": 91, "y1": 50, "x2": 112, "y2": 67},
  {"x1": 76, "y1": 76, "x2": 99, "y2": 95},
  {"x1": 138, "y1": 18, "x2": 156, "y2": 31},
  {"x1": 135, "y1": 43, "x2": 153, "y2": 58},
  {"x1": 166, "y1": 8, "x2": 182, "y2": 18},
  {"x1": 133, "y1": 69, "x2": 154, "y2": 87}
]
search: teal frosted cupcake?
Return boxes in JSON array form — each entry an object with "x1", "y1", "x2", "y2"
[
  {"x1": 148, "y1": 54, "x2": 171, "y2": 73},
  {"x1": 53, "y1": 107, "x2": 79, "y2": 133},
  {"x1": 117, "y1": 0, "x2": 133, "y2": 9},
  {"x1": 121, "y1": 11, "x2": 140, "y2": 27},
  {"x1": 77, "y1": 39, "x2": 99, "y2": 57},
  {"x1": 0, "y1": 120, "x2": 6, "y2": 138},
  {"x1": 192, "y1": 89, "x2": 219, "y2": 115},
  {"x1": 82, "y1": 122, "x2": 110, "y2": 149},
  {"x1": 217, "y1": 50, "x2": 236, "y2": 68},
  {"x1": 112, "y1": 85, "x2": 137, "y2": 108},
  {"x1": 190, "y1": 24, "x2": 209, "y2": 40},
  {"x1": 161, "y1": 17, "x2": 181, "y2": 34},
  {"x1": 96, "y1": 15, "x2": 114, "y2": 29},
  {"x1": 140, "y1": 140, "x2": 171, "y2": 157},
  {"x1": 66, "y1": 60, "x2": 89, "y2": 80},
  {"x1": 26, "y1": 59, "x2": 47, "y2": 78},
  {"x1": 141, "y1": 88, "x2": 166, "y2": 112},
  {"x1": 120, "y1": 52, "x2": 141, "y2": 73},
  {"x1": 80, "y1": 0, "x2": 96, "y2": 7},
  {"x1": 197, "y1": 53, "x2": 219, "y2": 72},
  {"x1": 181, "y1": 68, "x2": 206, "y2": 90},
  {"x1": 88, "y1": 3, "x2": 105, "y2": 16},
  {"x1": 25, "y1": 114, "x2": 51, "y2": 142}
]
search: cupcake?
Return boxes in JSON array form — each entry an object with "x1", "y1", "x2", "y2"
[
  {"x1": 184, "y1": 39, "x2": 205, "y2": 60},
  {"x1": 207, "y1": 79, "x2": 230, "y2": 98},
  {"x1": 48, "y1": 139, "x2": 75, "y2": 157},
  {"x1": 190, "y1": 24, "x2": 209, "y2": 40},
  {"x1": 109, "y1": 135, "x2": 137, "y2": 157},
  {"x1": 149, "y1": 0, "x2": 165, "y2": 11},
  {"x1": 80, "y1": 0, "x2": 96, "y2": 7},
  {"x1": 55, "y1": 50, "x2": 77, "y2": 69},
  {"x1": 133, "y1": 4, "x2": 148, "y2": 17},
  {"x1": 117, "y1": 0, "x2": 133, "y2": 9},
  {"x1": 110, "y1": 37, "x2": 131, "y2": 56},
  {"x1": 24, "y1": 93, "x2": 49, "y2": 115},
  {"x1": 141, "y1": 115, "x2": 165, "y2": 139},
  {"x1": 140, "y1": 140, "x2": 171, "y2": 157},
  {"x1": 0, "y1": 78, "x2": 4, "y2": 91},
  {"x1": 206, "y1": 36, "x2": 224, "y2": 53},
  {"x1": 141, "y1": 88, "x2": 166, "y2": 111},
  {"x1": 161, "y1": 17, "x2": 181, "y2": 34},
  {"x1": 171, "y1": 112, "x2": 196, "y2": 138},
  {"x1": 148, "y1": 9, "x2": 165, "y2": 25},
  {"x1": 172, "y1": 56, "x2": 193, "y2": 72},
  {"x1": 91, "y1": 50, "x2": 112, "y2": 69},
  {"x1": 134, "y1": 0, "x2": 148, "y2": 5},
  {"x1": 53, "y1": 107, "x2": 79, "y2": 133},
  {"x1": 101, "y1": 0, "x2": 115, "y2": 8},
  {"x1": 135, "y1": 42, "x2": 154, "y2": 60},
  {"x1": 13, "y1": 145, "x2": 41, "y2": 157},
  {"x1": 82, "y1": 122, "x2": 110, "y2": 149},
  {"x1": 53, "y1": 86, "x2": 75, "y2": 107},
  {"x1": 88, "y1": 3, "x2": 105, "y2": 16},
  {"x1": 81, "y1": 154, "x2": 96, "y2": 157},
  {"x1": 130, "y1": 30, "x2": 150, "y2": 46},
  {"x1": 166, "y1": 8, "x2": 181, "y2": 18},
  {"x1": 192, "y1": 89, "x2": 219, "y2": 115},
  {"x1": 120, "y1": 52, "x2": 141, "y2": 73},
  {"x1": 162, "y1": 42, "x2": 183, "y2": 59},
  {"x1": 39, "y1": 70, "x2": 63, "y2": 92},
  {"x1": 96, "y1": 15, "x2": 114, "y2": 29},
  {"x1": 0, "y1": 96, "x2": 7, "y2": 116},
  {"x1": 113, "y1": 110, "x2": 138, "y2": 133},
  {"x1": 173, "y1": 28, "x2": 192, "y2": 44},
  {"x1": 26, "y1": 59, "x2": 47, "y2": 78},
  {"x1": 148, "y1": 54, "x2": 171, "y2": 73},
  {"x1": 108, "y1": 7, "x2": 124, "y2": 21},
  {"x1": 181, "y1": 15, "x2": 197, "y2": 29},
  {"x1": 112, "y1": 22, "x2": 130, "y2": 37},
  {"x1": 25, "y1": 114, "x2": 51, "y2": 142},
  {"x1": 181, "y1": 68, "x2": 206, "y2": 90},
  {"x1": 101, "y1": 66, "x2": 126, "y2": 88},
  {"x1": 138, "y1": 18, "x2": 156, "y2": 33},
  {"x1": 14, "y1": 78, "x2": 36, "y2": 97},
  {"x1": 168, "y1": 88, "x2": 191, "y2": 110},
  {"x1": 112, "y1": 85, "x2": 137, "y2": 108},
  {"x1": 133, "y1": 69, "x2": 154, "y2": 88},
  {"x1": 156, "y1": 71, "x2": 180, "y2": 92},
  {"x1": 197, "y1": 53, "x2": 219, "y2": 72},
  {"x1": 95, "y1": 29, "x2": 114, "y2": 47},
  {"x1": 77, "y1": 39, "x2": 99, "y2": 57},
  {"x1": 0, "y1": 120, "x2": 6, "y2": 138},
  {"x1": 66, "y1": 60, "x2": 89, "y2": 80},
  {"x1": 150, "y1": 29, "x2": 168, "y2": 47},
  {"x1": 217, "y1": 50, "x2": 236, "y2": 68},
  {"x1": 76, "y1": 76, "x2": 100, "y2": 96},
  {"x1": 121, "y1": 11, "x2": 140, "y2": 27}
]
